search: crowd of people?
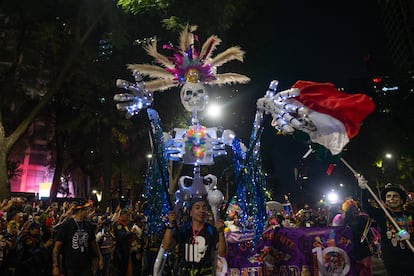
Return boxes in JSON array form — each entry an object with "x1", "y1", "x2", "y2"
[
  {"x1": 0, "y1": 196, "x2": 161, "y2": 276},
  {"x1": 0, "y1": 176, "x2": 413, "y2": 276}
]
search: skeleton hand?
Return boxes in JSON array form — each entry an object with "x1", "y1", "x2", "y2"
[
  {"x1": 114, "y1": 72, "x2": 153, "y2": 118},
  {"x1": 355, "y1": 174, "x2": 368, "y2": 190},
  {"x1": 256, "y1": 80, "x2": 312, "y2": 134}
]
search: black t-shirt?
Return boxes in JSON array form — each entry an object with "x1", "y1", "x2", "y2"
[
  {"x1": 55, "y1": 218, "x2": 96, "y2": 269},
  {"x1": 173, "y1": 222, "x2": 218, "y2": 270}
]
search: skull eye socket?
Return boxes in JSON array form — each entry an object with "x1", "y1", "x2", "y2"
[
  {"x1": 186, "y1": 90, "x2": 193, "y2": 96},
  {"x1": 197, "y1": 89, "x2": 204, "y2": 94},
  {"x1": 183, "y1": 178, "x2": 193, "y2": 187}
]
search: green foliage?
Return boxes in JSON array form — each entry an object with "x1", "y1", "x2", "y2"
[
  {"x1": 116, "y1": 0, "x2": 170, "y2": 14},
  {"x1": 161, "y1": 16, "x2": 186, "y2": 32},
  {"x1": 398, "y1": 155, "x2": 414, "y2": 188}
]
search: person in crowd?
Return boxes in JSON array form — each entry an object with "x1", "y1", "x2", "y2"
[
  {"x1": 296, "y1": 204, "x2": 316, "y2": 227},
  {"x1": 142, "y1": 225, "x2": 164, "y2": 275},
  {"x1": 1, "y1": 196, "x2": 26, "y2": 221},
  {"x1": 0, "y1": 211, "x2": 16, "y2": 275},
  {"x1": 52, "y1": 199, "x2": 103, "y2": 276},
  {"x1": 113, "y1": 209, "x2": 134, "y2": 276},
  {"x1": 358, "y1": 176, "x2": 414, "y2": 276},
  {"x1": 22, "y1": 195, "x2": 35, "y2": 215},
  {"x1": 332, "y1": 198, "x2": 372, "y2": 276},
  {"x1": 314, "y1": 207, "x2": 328, "y2": 227},
  {"x1": 96, "y1": 215, "x2": 115, "y2": 276},
  {"x1": 15, "y1": 222, "x2": 52, "y2": 275},
  {"x1": 163, "y1": 197, "x2": 227, "y2": 276},
  {"x1": 130, "y1": 214, "x2": 146, "y2": 276}
]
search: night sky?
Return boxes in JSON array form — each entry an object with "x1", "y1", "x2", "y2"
[{"x1": 218, "y1": 0, "x2": 391, "y2": 207}]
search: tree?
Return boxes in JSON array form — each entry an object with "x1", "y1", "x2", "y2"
[{"x1": 0, "y1": 0, "x2": 116, "y2": 199}]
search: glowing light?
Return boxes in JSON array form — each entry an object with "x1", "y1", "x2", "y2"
[
  {"x1": 206, "y1": 103, "x2": 222, "y2": 119},
  {"x1": 375, "y1": 160, "x2": 383, "y2": 168},
  {"x1": 39, "y1": 182, "x2": 52, "y2": 199},
  {"x1": 382, "y1": 86, "x2": 398, "y2": 92},
  {"x1": 385, "y1": 153, "x2": 392, "y2": 159},
  {"x1": 326, "y1": 190, "x2": 339, "y2": 204}
]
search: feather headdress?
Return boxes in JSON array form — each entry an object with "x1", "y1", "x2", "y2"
[{"x1": 127, "y1": 25, "x2": 250, "y2": 92}]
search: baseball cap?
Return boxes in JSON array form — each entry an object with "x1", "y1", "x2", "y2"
[{"x1": 73, "y1": 199, "x2": 91, "y2": 210}]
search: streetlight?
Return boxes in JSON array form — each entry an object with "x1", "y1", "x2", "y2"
[{"x1": 326, "y1": 189, "x2": 339, "y2": 205}]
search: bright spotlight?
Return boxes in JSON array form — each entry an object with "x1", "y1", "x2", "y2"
[
  {"x1": 385, "y1": 153, "x2": 392, "y2": 159},
  {"x1": 326, "y1": 190, "x2": 339, "y2": 204},
  {"x1": 206, "y1": 103, "x2": 222, "y2": 118}
]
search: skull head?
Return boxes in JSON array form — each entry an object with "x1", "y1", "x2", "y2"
[
  {"x1": 180, "y1": 83, "x2": 208, "y2": 112},
  {"x1": 193, "y1": 236, "x2": 207, "y2": 262}
]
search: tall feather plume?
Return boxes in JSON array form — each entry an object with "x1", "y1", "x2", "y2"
[
  {"x1": 144, "y1": 79, "x2": 178, "y2": 92},
  {"x1": 199, "y1": 35, "x2": 222, "y2": 61},
  {"x1": 127, "y1": 64, "x2": 175, "y2": 79},
  {"x1": 144, "y1": 40, "x2": 175, "y2": 69},
  {"x1": 209, "y1": 46, "x2": 245, "y2": 68},
  {"x1": 178, "y1": 25, "x2": 198, "y2": 53},
  {"x1": 209, "y1": 73, "x2": 251, "y2": 86}
]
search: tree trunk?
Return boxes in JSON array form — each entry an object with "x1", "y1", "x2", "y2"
[
  {"x1": 50, "y1": 132, "x2": 65, "y2": 199},
  {"x1": 0, "y1": 142, "x2": 10, "y2": 199},
  {"x1": 102, "y1": 124, "x2": 112, "y2": 208}
]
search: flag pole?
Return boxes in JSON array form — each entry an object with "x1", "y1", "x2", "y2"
[{"x1": 340, "y1": 157, "x2": 414, "y2": 253}]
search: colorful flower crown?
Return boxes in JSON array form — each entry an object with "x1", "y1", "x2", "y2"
[{"x1": 127, "y1": 25, "x2": 250, "y2": 92}]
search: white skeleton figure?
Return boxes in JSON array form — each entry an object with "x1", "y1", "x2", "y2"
[
  {"x1": 180, "y1": 82, "x2": 209, "y2": 113},
  {"x1": 256, "y1": 80, "x2": 315, "y2": 135},
  {"x1": 114, "y1": 72, "x2": 154, "y2": 118}
]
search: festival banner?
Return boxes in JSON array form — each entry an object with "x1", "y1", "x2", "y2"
[{"x1": 224, "y1": 226, "x2": 356, "y2": 276}]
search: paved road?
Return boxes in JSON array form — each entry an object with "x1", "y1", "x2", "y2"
[{"x1": 372, "y1": 256, "x2": 387, "y2": 276}]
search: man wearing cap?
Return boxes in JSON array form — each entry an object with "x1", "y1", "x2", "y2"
[
  {"x1": 163, "y1": 197, "x2": 227, "y2": 276},
  {"x1": 52, "y1": 199, "x2": 103, "y2": 276},
  {"x1": 358, "y1": 178, "x2": 414, "y2": 275}
]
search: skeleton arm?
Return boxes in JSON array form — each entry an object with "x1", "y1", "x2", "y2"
[{"x1": 256, "y1": 80, "x2": 312, "y2": 134}]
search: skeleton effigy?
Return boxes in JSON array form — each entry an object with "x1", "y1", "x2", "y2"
[
  {"x1": 114, "y1": 24, "x2": 385, "y2": 276},
  {"x1": 114, "y1": 25, "x2": 261, "y2": 275},
  {"x1": 114, "y1": 24, "x2": 251, "y2": 221}
]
